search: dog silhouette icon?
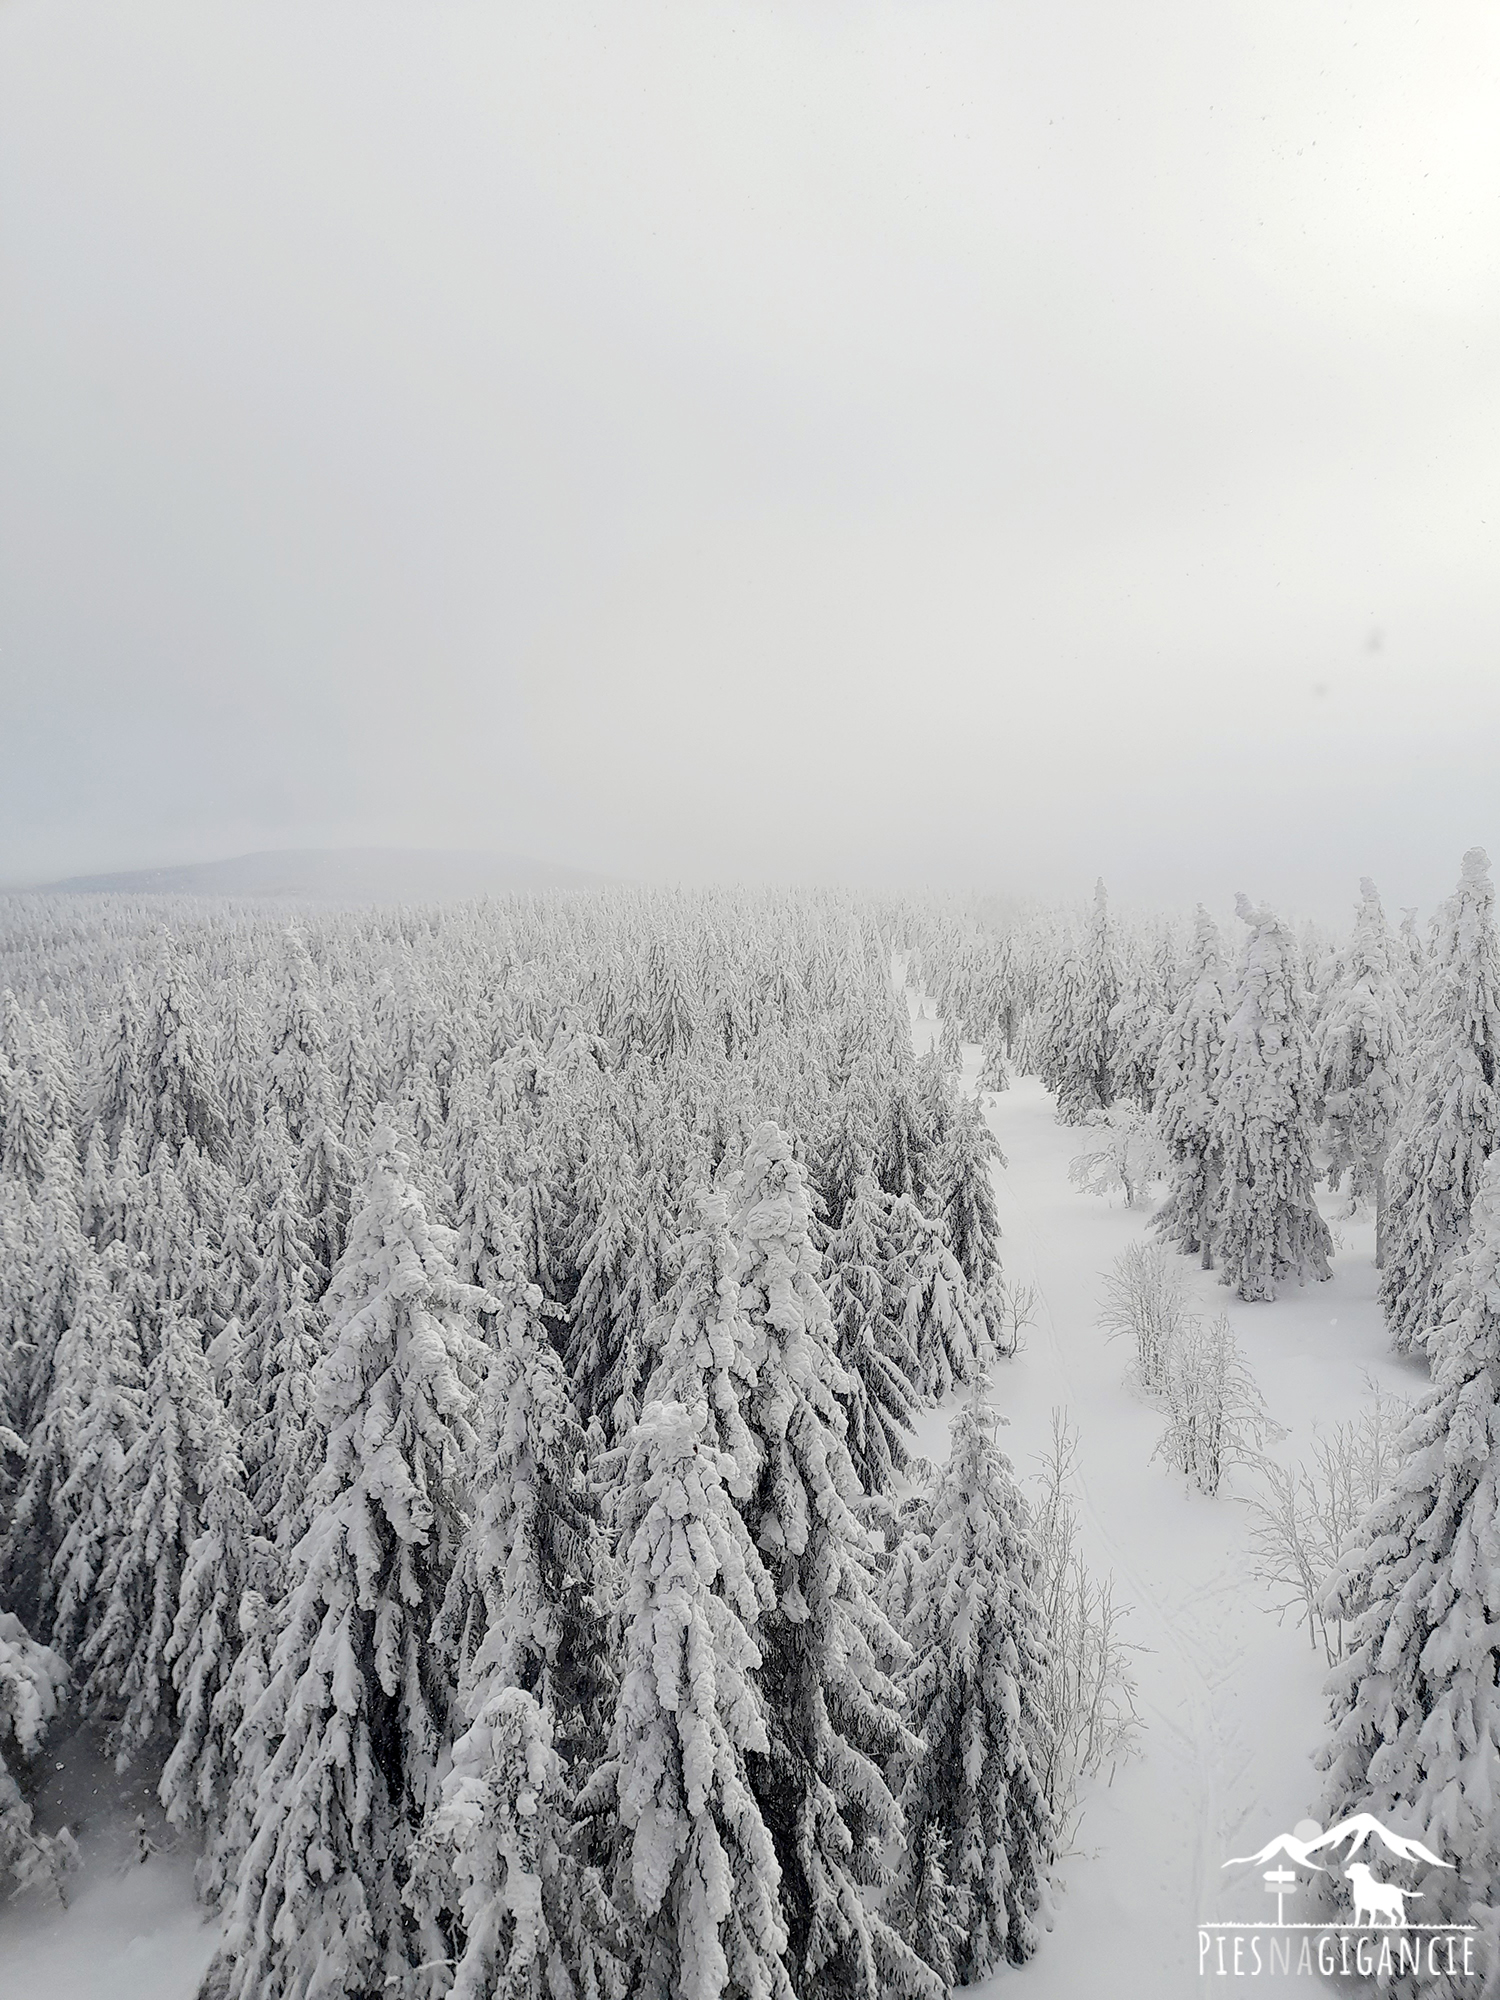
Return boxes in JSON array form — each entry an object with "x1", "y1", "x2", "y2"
[{"x1": 1346, "y1": 1862, "x2": 1422, "y2": 1929}]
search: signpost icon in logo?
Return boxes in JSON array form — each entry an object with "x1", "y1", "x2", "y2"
[
  {"x1": 1224, "y1": 1817, "x2": 1328, "y2": 1927},
  {"x1": 1263, "y1": 1863, "x2": 1300, "y2": 1926}
]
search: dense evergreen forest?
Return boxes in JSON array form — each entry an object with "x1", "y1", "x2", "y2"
[{"x1": 1, "y1": 856, "x2": 1496, "y2": 1995}]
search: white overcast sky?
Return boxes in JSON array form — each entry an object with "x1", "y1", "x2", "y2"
[{"x1": 2, "y1": 0, "x2": 1497, "y2": 917}]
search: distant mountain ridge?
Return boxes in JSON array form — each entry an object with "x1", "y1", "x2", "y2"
[{"x1": 27, "y1": 847, "x2": 611, "y2": 903}]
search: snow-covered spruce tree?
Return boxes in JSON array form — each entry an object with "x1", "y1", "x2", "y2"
[
  {"x1": 434, "y1": 1249, "x2": 602, "y2": 1766},
  {"x1": 893, "y1": 1365, "x2": 1055, "y2": 1978},
  {"x1": 566, "y1": 1161, "x2": 673, "y2": 1438},
  {"x1": 209, "y1": 1187, "x2": 260, "y2": 1362},
  {"x1": 492, "y1": 1130, "x2": 566, "y2": 1309},
  {"x1": 78, "y1": 1123, "x2": 111, "y2": 1245},
  {"x1": 157, "y1": 1434, "x2": 256, "y2": 1842},
  {"x1": 644, "y1": 936, "x2": 697, "y2": 1064},
  {"x1": 1316, "y1": 1149, "x2": 1500, "y2": 1936},
  {"x1": 821, "y1": 1176, "x2": 921, "y2": 1497},
  {"x1": 878, "y1": 1074, "x2": 932, "y2": 1208},
  {"x1": 0, "y1": 1241, "x2": 96, "y2": 1628},
  {"x1": 258, "y1": 1280, "x2": 329, "y2": 1553},
  {"x1": 1152, "y1": 906, "x2": 1227, "y2": 1268},
  {"x1": 22, "y1": 1004, "x2": 80, "y2": 1161},
  {"x1": 1381, "y1": 847, "x2": 1500, "y2": 1356},
  {"x1": 935, "y1": 1014, "x2": 964, "y2": 1080},
  {"x1": 15, "y1": 1131, "x2": 88, "y2": 1433},
  {"x1": 589, "y1": 1398, "x2": 791, "y2": 2000},
  {"x1": 136, "y1": 1147, "x2": 210, "y2": 1326},
  {"x1": 1315, "y1": 878, "x2": 1407, "y2": 1265},
  {"x1": 101, "y1": 1119, "x2": 146, "y2": 1256},
  {"x1": 299, "y1": 1115, "x2": 356, "y2": 1281},
  {"x1": 1053, "y1": 880, "x2": 1118, "y2": 1125},
  {"x1": 728, "y1": 1124, "x2": 940, "y2": 2000},
  {"x1": 193, "y1": 1586, "x2": 280, "y2": 1916},
  {"x1": 431, "y1": 1683, "x2": 630, "y2": 2000},
  {"x1": 76, "y1": 1300, "x2": 230, "y2": 1770},
  {"x1": 1210, "y1": 896, "x2": 1332, "y2": 1301},
  {"x1": 89, "y1": 971, "x2": 142, "y2": 1150},
  {"x1": 899, "y1": 1203, "x2": 978, "y2": 1400},
  {"x1": 1396, "y1": 905, "x2": 1427, "y2": 1008},
  {"x1": 138, "y1": 948, "x2": 229, "y2": 1163},
  {"x1": 893, "y1": 1824, "x2": 965, "y2": 1991},
  {"x1": 932, "y1": 1091, "x2": 1014, "y2": 1352},
  {"x1": 933, "y1": 1094, "x2": 1004, "y2": 1294},
  {"x1": 0, "y1": 1039, "x2": 48, "y2": 1193},
  {"x1": 331, "y1": 1009, "x2": 378, "y2": 1156},
  {"x1": 264, "y1": 930, "x2": 334, "y2": 1148},
  {"x1": 646, "y1": 1189, "x2": 760, "y2": 1500},
  {"x1": 218, "y1": 1124, "x2": 487, "y2": 2000},
  {"x1": 912, "y1": 1044, "x2": 957, "y2": 1181},
  {"x1": 816, "y1": 1063, "x2": 881, "y2": 1236},
  {"x1": 1108, "y1": 934, "x2": 1172, "y2": 1114},
  {"x1": 977, "y1": 1039, "x2": 1011, "y2": 1095},
  {"x1": 40, "y1": 1258, "x2": 146, "y2": 1659},
  {"x1": 0, "y1": 1604, "x2": 75, "y2": 1900},
  {"x1": 448, "y1": 1121, "x2": 566, "y2": 1365},
  {"x1": 218, "y1": 993, "x2": 265, "y2": 1155},
  {"x1": 232, "y1": 1177, "x2": 328, "y2": 1555}
]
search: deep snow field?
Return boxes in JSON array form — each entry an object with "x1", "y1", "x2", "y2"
[{"x1": 0, "y1": 993, "x2": 1416, "y2": 2000}]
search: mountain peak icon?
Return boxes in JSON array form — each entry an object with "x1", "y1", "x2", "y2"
[
  {"x1": 1221, "y1": 1832, "x2": 1328, "y2": 1872},
  {"x1": 1223, "y1": 1813, "x2": 1452, "y2": 1876},
  {"x1": 1305, "y1": 1815, "x2": 1451, "y2": 1870}
]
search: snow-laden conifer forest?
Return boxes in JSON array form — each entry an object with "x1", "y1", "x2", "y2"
[{"x1": 0, "y1": 860, "x2": 1497, "y2": 1998}]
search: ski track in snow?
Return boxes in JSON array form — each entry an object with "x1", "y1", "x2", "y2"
[{"x1": 908, "y1": 999, "x2": 1424, "y2": 1998}]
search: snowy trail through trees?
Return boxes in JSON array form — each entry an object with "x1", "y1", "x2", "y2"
[
  {"x1": 961, "y1": 1076, "x2": 1235, "y2": 1994},
  {"x1": 909, "y1": 1016, "x2": 1423, "y2": 1997}
]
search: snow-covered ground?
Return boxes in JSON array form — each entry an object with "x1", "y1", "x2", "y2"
[
  {"x1": 0, "y1": 1721, "x2": 219, "y2": 2000},
  {"x1": 909, "y1": 1006, "x2": 1425, "y2": 1997},
  {"x1": 0, "y1": 1001, "x2": 1425, "y2": 2000}
]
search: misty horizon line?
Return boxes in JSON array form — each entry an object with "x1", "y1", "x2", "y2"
[{"x1": 0, "y1": 838, "x2": 1484, "y2": 938}]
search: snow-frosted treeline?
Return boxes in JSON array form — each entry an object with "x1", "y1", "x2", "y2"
[
  {"x1": 912, "y1": 859, "x2": 1496, "y2": 1328},
  {"x1": 0, "y1": 887, "x2": 1057, "y2": 1999}
]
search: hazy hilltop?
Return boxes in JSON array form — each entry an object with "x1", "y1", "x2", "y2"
[{"x1": 29, "y1": 847, "x2": 610, "y2": 903}]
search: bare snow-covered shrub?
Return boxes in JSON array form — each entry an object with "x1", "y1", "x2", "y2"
[
  {"x1": 1249, "y1": 1380, "x2": 1412, "y2": 1665},
  {"x1": 1067, "y1": 1105, "x2": 1167, "y2": 1208},
  {"x1": 986, "y1": 1275, "x2": 1039, "y2": 1359},
  {"x1": 1098, "y1": 1241, "x2": 1196, "y2": 1394},
  {"x1": 1028, "y1": 1413, "x2": 1140, "y2": 1846},
  {"x1": 1152, "y1": 1312, "x2": 1282, "y2": 1497}
]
